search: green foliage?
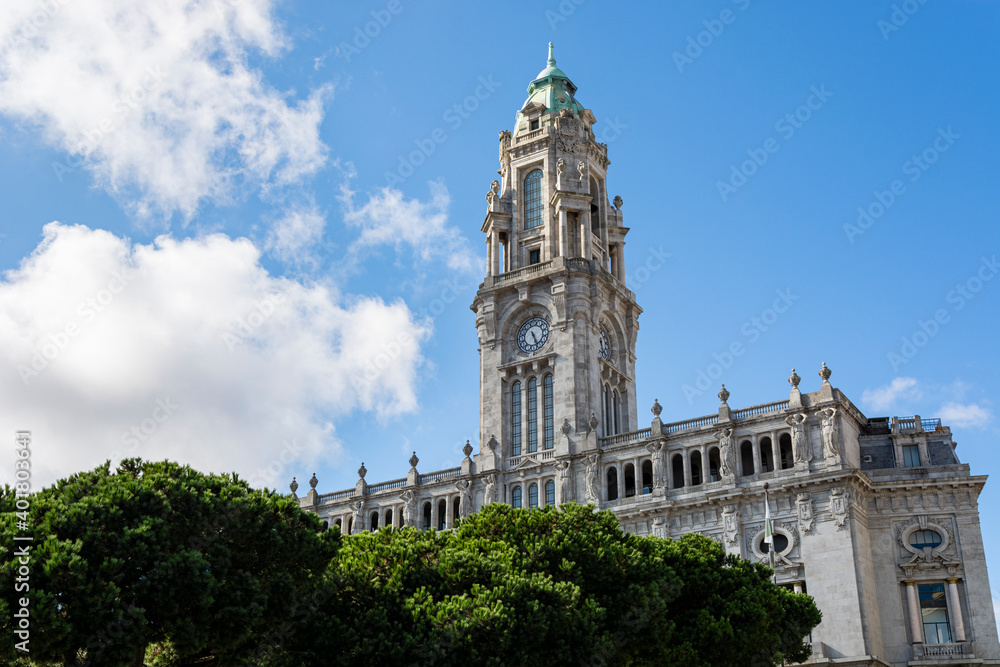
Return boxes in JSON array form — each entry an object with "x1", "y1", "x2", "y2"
[
  {"x1": 0, "y1": 459, "x2": 338, "y2": 666},
  {"x1": 0, "y1": 462, "x2": 819, "y2": 667},
  {"x1": 270, "y1": 503, "x2": 821, "y2": 667}
]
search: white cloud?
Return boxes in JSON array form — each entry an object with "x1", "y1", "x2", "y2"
[
  {"x1": 265, "y1": 204, "x2": 326, "y2": 263},
  {"x1": 939, "y1": 402, "x2": 992, "y2": 429},
  {"x1": 0, "y1": 223, "x2": 430, "y2": 488},
  {"x1": 341, "y1": 180, "x2": 479, "y2": 273},
  {"x1": 0, "y1": 0, "x2": 330, "y2": 220},
  {"x1": 861, "y1": 377, "x2": 920, "y2": 412}
]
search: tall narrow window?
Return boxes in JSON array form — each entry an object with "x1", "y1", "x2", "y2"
[
  {"x1": 602, "y1": 385, "x2": 609, "y2": 435},
  {"x1": 528, "y1": 483, "x2": 539, "y2": 508},
  {"x1": 512, "y1": 486, "x2": 522, "y2": 509},
  {"x1": 672, "y1": 455, "x2": 684, "y2": 489},
  {"x1": 527, "y1": 378, "x2": 538, "y2": 453},
  {"x1": 611, "y1": 389, "x2": 621, "y2": 434},
  {"x1": 511, "y1": 381, "x2": 522, "y2": 456},
  {"x1": 543, "y1": 374, "x2": 554, "y2": 449},
  {"x1": 919, "y1": 584, "x2": 952, "y2": 644},
  {"x1": 624, "y1": 463, "x2": 636, "y2": 497},
  {"x1": 903, "y1": 445, "x2": 920, "y2": 468},
  {"x1": 606, "y1": 467, "x2": 618, "y2": 501},
  {"x1": 523, "y1": 169, "x2": 543, "y2": 229},
  {"x1": 603, "y1": 385, "x2": 611, "y2": 435},
  {"x1": 641, "y1": 460, "x2": 653, "y2": 494},
  {"x1": 545, "y1": 479, "x2": 555, "y2": 505}
]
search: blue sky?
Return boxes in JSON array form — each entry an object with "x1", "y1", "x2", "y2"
[{"x1": 0, "y1": 0, "x2": 998, "y2": 608}]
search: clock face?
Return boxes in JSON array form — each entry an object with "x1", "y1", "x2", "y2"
[
  {"x1": 599, "y1": 326, "x2": 611, "y2": 361},
  {"x1": 517, "y1": 317, "x2": 550, "y2": 354}
]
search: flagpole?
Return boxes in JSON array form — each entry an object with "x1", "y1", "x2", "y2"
[{"x1": 763, "y1": 482, "x2": 776, "y2": 584}]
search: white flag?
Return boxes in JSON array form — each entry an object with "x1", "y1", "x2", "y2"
[{"x1": 764, "y1": 497, "x2": 773, "y2": 544}]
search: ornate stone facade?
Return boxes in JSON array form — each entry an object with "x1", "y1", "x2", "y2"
[{"x1": 300, "y1": 46, "x2": 1000, "y2": 666}]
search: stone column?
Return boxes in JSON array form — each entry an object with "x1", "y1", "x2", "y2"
[
  {"x1": 700, "y1": 444, "x2": 708, "y2": 484},
  {"x1": 559, "y1": 209, "x2": 568, "y2": 259},
  {"x1": 430, "y1": 499, "x2": 438, "y2": 531},
  {"x1": 445, "y1": 496, "x2": 454, "y2": 530},
  {"x1": 580, "y1": 210, "x2": 589, "y2": 258},
  {"x1": 947, "y1": 578, "x2": 967, "y2": 641},
  {"x1": 682, "y1": 449, "x2": 692, "y2": 487},
  {"x1": 491, "y1": 230, "x2": 500, "y2": 275},
  {"x1": 617, "y1": 242, "x2": 625, "y2": 281},
  {"x1": 905, "y1": 581, "x2": 924, "y2": 644},
  {"x1": 752, "y1": 439, "x2": 762, "y2": 477}
]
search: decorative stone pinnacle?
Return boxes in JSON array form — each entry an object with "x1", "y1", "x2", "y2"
[
  {"x1": 651, "y1": 399, "x2": 662, "y2": 417},
  {"x1": 547, "y1": 42, "x2": 556, "y2": 67},
  {"x1": 462, "y1": 440, "x2": 473, "y2": 458},
  {"x1": 819, "y1": 362, "x2": 832, "y2": 383},
  {"x1": 289, "y1": 477, "x2": 298, "y2": 495},
  {"x1": 789, "y1": 369, "x2": 801, "y2": 389},
  {"x1": 309, "y1": 472, "x2": 318, "y2": 489},
  {"x1": 358, "y1": 462, "x2": 367, "y2": 480},
  {"x1": 561, "y1": 418, "x2": 572, "y2": 434},
  {"x1": 718, "y1": 385, "x2": 730, "y2": 404},
  {"x1": 409, "y1": 451, "x2": 419, "y2": 469}
]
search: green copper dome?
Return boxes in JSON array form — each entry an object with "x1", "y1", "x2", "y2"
[{"x1": 518, "y1": 43, "x2": 585, "y2": 124}]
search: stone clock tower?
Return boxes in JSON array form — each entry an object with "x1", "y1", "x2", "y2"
[{"x1": 471, "y1": 44, "x2": 641, "y2": 471}]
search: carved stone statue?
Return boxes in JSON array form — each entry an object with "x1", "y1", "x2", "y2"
[
  {"x1": 646, "y1": 441, "x2": 665, "y2": 489},
  {"x1": 715, "y1": 427, "x2": 736, "y2": 478},
  {"x1": 457, "y1": 479, "x2": 473, "y2": 519},
  {"x1": 820, "y1": 407, "x2": 840, "y2": 458},
  {"x1": 786, "y1": 413, "x2": 810, "y2": 463},
  {"x1": 584, "y1": 454, "x2": 600, "y2": 504},
  {"x1": 556, "y1": 157, "x2": 566, "y2": 174},
  {"x1": 400, "y1": 489, "x2": 416, "y2": 528},
  {"x1": 554, "y1": 459, "x2": 572, "y2": 504},
  {"x1": 483, "y1": 473, "x2": 497, "y2": 505},
  {"x1": 577, "y1": 159, "x2": 587, "y2": 183},
  {"x1": 350, "y1": 498, "x2": 366, "y2": 534}
]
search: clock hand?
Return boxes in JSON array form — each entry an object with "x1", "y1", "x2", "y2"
[{"x1": 526, "y1": 331, "x2": 535, "y2": 345}]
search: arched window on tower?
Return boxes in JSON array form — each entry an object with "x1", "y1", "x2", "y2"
[
  {"x1": 691, "y1": 450, "x2": 703, "y2": 486},
  {"x1": 602, "y1": 385, "x2": 610, "y2": 436},
  {"x1": 527, "y1": 378, "x2": 538, "y2": 453},
  {"x1": 612, "y1": 389, "x2": 621, "y2": 435},
  {"x1": 624, "y1": 462, "x2": 636, "y2": 497},
  {"x1": 740, "y1": 441, "x2": 755, "y2": 477},
  {"x1": 709, "y1": 447, "x2": 722, "y2": 482},
  {"x1": 370, "y1": 511, "x2": 379, "y2": 531},
  {"x1": 641, "y1": 460, "x2": 653, "y2": 494},
  {"x1": 511, "y1": 381, "x2": 522, "y2": 456},
  {"x1": 779, "y1": 433, "x2": 794, "y2": 469},
  {"x1": 524, "y1": 169, "x2": 543, "y2": 230},
  {"x1": 528, "y1": 483, "x2": 539, "y2": 508},
  {"x1": 512, "y1": 486, "x2": 523, "y2": 509},
  {"x1": 589, "y1": 176, "x2": 601, "y2": 235},
  {"x1": 545, "y1": 479, "x2": 555, "y2": 505},
  {"x1": 385, "y1": 508, "x2": 393, "y2": 529},
  {"x1": 606, "y1": 467, "x2": 618, "y2": 501},
  {"x1": 759, "y1": 437, "x2": 774, "y2": 473},
  {"x1": 672, "y1": 454, "x2": 685, "y2": 489},
  {"x1": 543, "y1": 374, "x2": 554, "y2": 450},
  {"x1": 422, "y1": 502, "x2": 432, "y2": 530},
  {"x1": 437, "y1": 499, "x2": 447, "y2": 530},
  {"x1": 452, "y1": 497, "x2": 460, "y2": 525}
]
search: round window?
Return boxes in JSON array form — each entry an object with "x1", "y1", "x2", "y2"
[
  {"x1": 909, "y1": 529, "x2": 942, "y2": 550},
  {"x1": 761, "y1": 534, "x2": 789, "y2": 554}
]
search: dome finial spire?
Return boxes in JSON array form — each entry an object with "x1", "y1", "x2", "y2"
[{"x1": 547, "y1": 42, "x2": 556, "y2": 67}]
